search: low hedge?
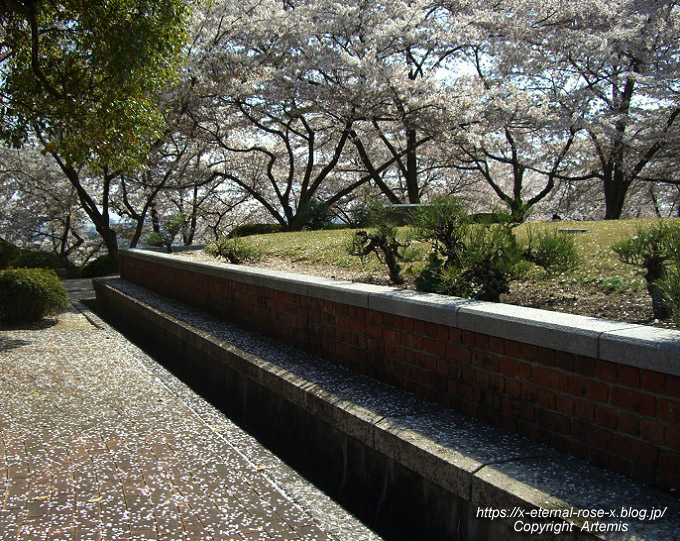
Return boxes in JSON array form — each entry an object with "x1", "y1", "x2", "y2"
[
  {"x1": 81, "y1": 254, "x2": 116, "y2": 278},
  {"x1": 0, "y1": 238, "x2": 20, "y2": 269},
  {"x1": 8, "y1": 249, "x2": 65, "y2": 271},
  {"x1": 0, "y1": 268, "x2": 69, "y2": 324}
]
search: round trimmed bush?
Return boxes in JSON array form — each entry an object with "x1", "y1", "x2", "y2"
[
  {"x1": 0, "y1": 268, "x2": 69, "y2": 324},
  {"x1": 81, "y1": 254, "x2": 116, "y2": 278}
]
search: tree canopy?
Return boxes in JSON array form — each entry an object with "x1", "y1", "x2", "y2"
[{"x1": 2, "y1": 0, "x2": 680, "y2": 265}]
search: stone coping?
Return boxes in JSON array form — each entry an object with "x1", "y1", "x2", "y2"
[
  {"x1": 121, "y1": 249, "x2": 680, "y2": 376},
  {"x1": 95, "y1": 277, "x2": 680, "y2": 540}
]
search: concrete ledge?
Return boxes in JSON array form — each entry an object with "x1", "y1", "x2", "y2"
[
  {"x1": 121, "y1": 249, "x2": 680, "y2": 376},
  {"x1": 94, "y1": 277, "x2": 680, "y2": 540}
]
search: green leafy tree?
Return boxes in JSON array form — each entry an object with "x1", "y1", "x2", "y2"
[{"x1": 0, "y1": 0, "x2": 189, "y2": 266}]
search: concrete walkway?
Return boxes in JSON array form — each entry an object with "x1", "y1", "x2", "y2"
[{"x1": 0, "y1": 280, "x2": 380, "y2": 541}]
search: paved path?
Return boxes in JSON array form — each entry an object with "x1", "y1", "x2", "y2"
[{"x1": 0, "y1": 280, "x2": 380, "y2": 541}]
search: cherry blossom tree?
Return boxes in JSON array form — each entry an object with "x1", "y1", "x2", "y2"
[{"x1": 482, "y1": 0, "x2": 680, "y2": 219}]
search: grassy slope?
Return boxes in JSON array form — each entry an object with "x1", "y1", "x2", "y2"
[{"x1": 234, "y1": 218, "x2": 678, "y2": 293}]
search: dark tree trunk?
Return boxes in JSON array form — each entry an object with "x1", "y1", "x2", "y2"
[{"x1": 405, "y1": 129, "x2": 419, "y2": 203}]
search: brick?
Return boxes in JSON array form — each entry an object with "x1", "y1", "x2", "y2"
[
  {"x1": 595, "y1": 361, "x2": 616, "y2": 383},
  {"x1": 537, "y1": 389, "x2": 556, "y2": 409},
  {"x1": 574, "y1": 356, "x2": 596, "y2": 377},
  {"x1": 383, "y1": 328, "x2": 402, "y2": 345},
  {"x1": 390, "y1": 315, "x2": 406, "y2": 332},
  {"x1": 488, "y1": 375, "x2": 504, "y2": 393},
  {"x1": 569, "y1": 378, "x2": 609, "y2": 403},
  {"x1": 499, "y1": 358, "x2": 532, "y2": 381},
  {"x1": 475, "y1": 333, "x2": 490, "y2": 351},
  {"x1": 400, "y1": 317, "x2": 414, "y2": 333},
  {"x1": 423, "y1": 339, "x2": 446, "y2": 357},
  {"x1": 505, "y1": 340, "x2": 522, "y2": 359},
  {"x1": 413, "y1": 320, "x2": 426, "y2": 335},
  {"x1": 594, "y1": 406, "x2": 618, "y2": 429},
  {"x1": 555, "y1": 394, "x2": 574, "y2": 416},
  {"x1": 449, "y1": 328, "x2": 462, "y2": 342},
  {"x1": 394, "y1": 346, "x2": 415, "y2": 364},
  {"x1": 365, "y1": 310, "x2": 383, "y2": 325},
  {"x1": 521, "y1": 343, "x2": 539, "y2": 362},
  {"x1": 536, "y1": 347, "x2": 556, "y2": 367},
  {"x1": 365, "y1": 323, "x2": 383, "y2": 340},
  {"x1": 461, "y1": 330, "x2": 477, "y2": 347},
  {"x1": 639, "y1": 419, "x2": 665, "y2": 444},
  {"x1": 445, "y1": 344, "x2": 471, "y2": 364},
  {"x1": 667, "y1": 375, "x2": 680, "y2": 398},
  {"x1": 461, "y1": 366, "x2": 475, "y2": 384},
  {"x1": 574, "y1": 400, "x2": 595, "y2": 422},
  {"x1": 402, "y1": 333, "x2": 424, "y2": 351},
  {"x1": 411, "y1": 367, "x2": 437, "y2": 388},
  {"x1": 504, "y1": 379, "x2": 521, "y2": 399},
  {"x1": 366, "y1": 338, "x2": 385, "y2": 355},
  {"x1": 618, "y1": 365, "x2": 640, "y2": 388},
  {"x1": 657, "y1": 399, "x2": 680, "y2": 424},
  {"x1": 536, "y1": 409, "x2": 570, "y2": 434},
  {"x1": 436, "y1": 359, "x2": 450, "y2": 376},
  {"x1": 612, "y1": 388, "x2": 656, "y2": 415},
  {"x1": 554, "y1": 351, "x2": 574, "y2": 372},
  {"x1": 668, "y1": 427, "x2": 680, "y2": 451},
  {"x1": 488, "y1": 336, "x2": 505, "y2": 355},
  {"x1": 424, "y1": 321, "x2": 439, "y2": 338},
  {"x1": 612, "y1": 436, "x2": 658, "y2": 466},
  {"x1": 478, "y1": 355, "x2": 500, "y2": 373},
  {"x1": 533, "y1": 367, "x2": 568, "y2": 391},
  {"x1": 617, "y1": 412, "x2": 639, "y2": 436},
  {"x1": 641, "y1": 370, "x2": 665, "y2": 394},
  {"x1": 520, "y1": 383, "x2": 538, "y2": 403},
  {"x1": 461, "y1": 383, "x2": 475, "y2": 402},
  {"x1": 571, "y1": 421, "x2": 611, "y2": 450},
  {"x1": 551, "y1": 434, "x2": 570, "y2": 454},
  {"x1": 659, "y1": 451, "x2": 680, "y2": 475},
  {"x1": 421, "y1": 355, "x2": 437, "y2": 373},
  {"x1": 475, "y1": 370, "x2": 490, "y2": 388}
]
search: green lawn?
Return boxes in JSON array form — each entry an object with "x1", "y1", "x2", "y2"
[{"x1": 231, "y1": 218, "x2": 678, "y2": 293}]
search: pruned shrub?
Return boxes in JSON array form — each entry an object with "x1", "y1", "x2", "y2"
[
  {"x1": 0, "y1": 238, "x2": 19, "y2": 269},
  {"x1": 228, "y1": 223, "x2": 283, "y2": 238},
  {"x1": 9, "y1": 249, "x2": 65, "y2": 271},
  {"x1": 81, "y1": 254, "x2": 117, "y2": 278},
  {"x1": 204, "y1": 236, "x2": 263, "y2": 264},
  {"x1": 612, "y1": 222, "x2": 680, "y2": 319},
  {"x1": 291, "y1": 199, "x2": 334, "y2": 230},
  {"x1": 413, "y1": 198, "x2": 525, "y2": 302},
  {"x1": 658, "y1": 268, "x2": 680, "y2": 326},
  {"x1": 525, "y1": 229, "x2": 580, "y2": 276},
  {"x1": 0, "y1": 268, "x2": 69, "y2": 324},
  {"x1": 346, "y1": 200, "x2": 414, "y2": 284}
]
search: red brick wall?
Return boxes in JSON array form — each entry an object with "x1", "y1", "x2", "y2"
[{"x1": 120, "y1": 255, "x2": 680, "y2": 491}]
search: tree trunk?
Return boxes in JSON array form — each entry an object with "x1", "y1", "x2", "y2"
[
  {"x1": 99, "y1": 227, "x2": 119, "y2": 272},
  {"x1": 646, "y1": 260, "x2": 671, "y2": 320},
  {"x1": 603, "y1": 177, "x2": 629, "y2": 220},
  {"x1": 405, "y1": 129, "x2": 419, "y2": 203}
]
